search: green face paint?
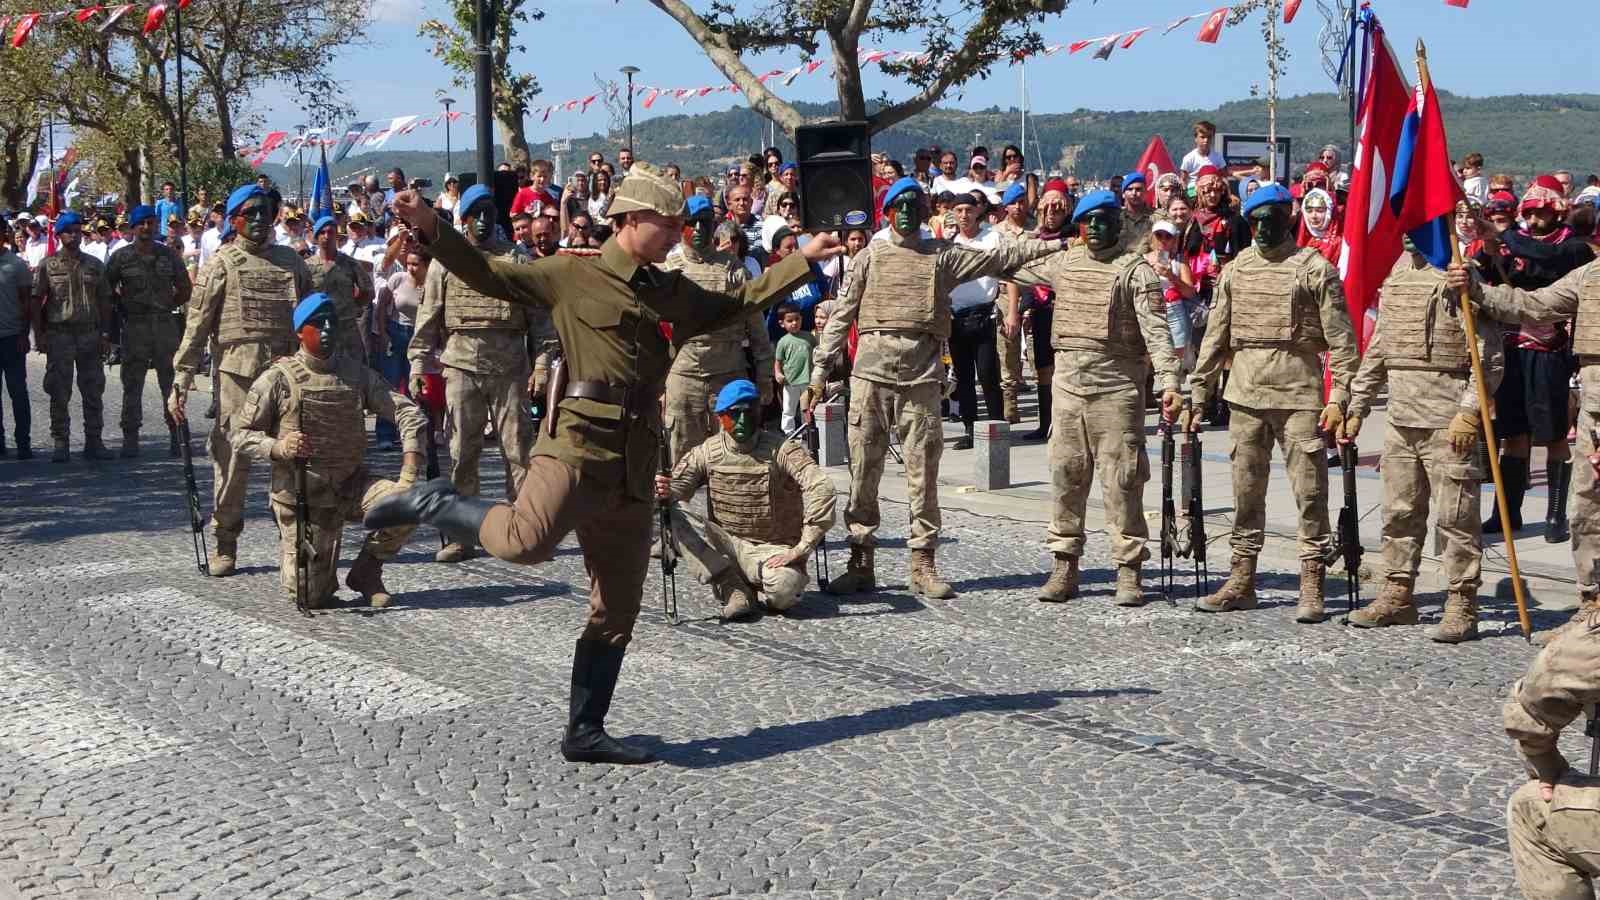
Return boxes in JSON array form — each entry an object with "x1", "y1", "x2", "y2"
[
  {"x1": 728, "y1": 407, "x2": 756, "y2": 443},
  {"x1": 890, "y1": 194, "x2": 925, "y2": 236},
  {"x1": 690, "y1": 212, "x2": 716, "y2": 252},
  {"x1": 1082, "y1": 209, "x2": 1123, "y2": 252},
  {"x1": 1250, "y1": 204, "x2": 1292, "y2": 250}
]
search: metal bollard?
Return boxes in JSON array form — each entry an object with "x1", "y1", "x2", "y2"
[
  {"x1": 974, "y1": 419, "x2": 1010, "y2": 491},
  {"x1": 815, "y1": 401, "x2": 849, "y2": 467}
]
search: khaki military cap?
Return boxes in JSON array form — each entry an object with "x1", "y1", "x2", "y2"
[{"x1": 604, "y1": 162, "x2": 686, "y2": 218}]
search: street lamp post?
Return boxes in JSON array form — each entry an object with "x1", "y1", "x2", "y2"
[
  {"x1": 440, "y1": 96, "x2": 457, "y2": 176},
  {"x1": 472, "y1": 0, "x2": 495, "y2": 186},
  {"x1": 619, "y1": 65, "x2": 639, "y2": 154},
  {"x1": 173, "y1": 0, "x2": 188, "y2": 211},
  {"x1": 295, "y1": 124, "x2": 307, "y2": 204}
]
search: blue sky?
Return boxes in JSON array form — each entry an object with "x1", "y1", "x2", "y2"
[{"x1": 256, "y1": 0, "x2": 1598, "y2": 155}]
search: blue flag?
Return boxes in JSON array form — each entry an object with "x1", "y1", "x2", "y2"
[
  {"x1": 310, "y1": 143, "x2": 334, "y2": 222},
  {"x1": 330, "y1": 121, "x2": 369, "y2": 164}
]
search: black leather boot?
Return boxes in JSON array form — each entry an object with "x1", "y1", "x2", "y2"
[
  {"x1": 1022, "y1": 382, "x2": 1051, "y2": 442},
  {"x1": 1546, "y1": 459, "x2": 1572, "y2": 544},
  {"x1": 954, "y1": 424, "x2": 974, "y2": 451},
  {"x1": 1483, "y1": 455, "x2": 1528, "y2": 534},
  {"x1": 363, "y1": 477, "x2": 496, "y2": 545},
  {"x1": 560, "y1": 639, "x2": 655, "y2": 765}
]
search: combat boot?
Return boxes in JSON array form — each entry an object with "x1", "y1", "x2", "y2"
[
  {"x1": 209, "y1": 537, "x2": 237, "y2": 577},
  {"x1": 1295, "y1": 560, "x2": 1327, "y2": 624},
  {"x1": 15, "y1": 440, "x2": 31, "y2": 460},
  {"x1": 365, "y1": 478, "x2": 498, "y2": 553},
  {"x1": 1348, "y1": 579, "x2": 1419, "y2": 628},
  {"x1": 120, "y1": 429, "x2": 140, "y2": 458},
  {"x1": 825, "y1": 545, "x2": 876, "y2": 595},
  {"x1": 1530, "y1": 592, "x2": 1599, "y2": 647},
  {"x1": 1427, "y1": 590, "x2": 1481, "y2": 644},
  {"x1": 712, "y1": 572, "x2": 758, "y2": 622},
  {"x1": 345, "y1": 549, "x2": 393, "y2": 608},
  {"x1": 1195, "y1": 556, "x2": 1258, "y2": 612},
  {"x1": 954, "y1": 425, "x2": 974, "y2": 452},
  {"x1": 1113, "y1": 564, "x2": 1147, "y2": 607},
  {"x1": 51, "y1": 440, "x2": 69, "y2": 463},
  {"x1": 1038, "y1": 553, "x2": 1079, "y2": 603},
  {"x1": 83, "y1": 434, "x2": 113, "y2": 460},
  {"x1": 560, "y1": 639, "x2": 655, "y2": 765},
  {"x1": 909, "y1": 548, "x2": 956, "y2": 599}
]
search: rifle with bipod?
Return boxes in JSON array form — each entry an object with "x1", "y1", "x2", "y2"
[
  {"x1": 1159, "y1": 421, "x2": 1178, "y2": 603},
  {"x1": 294, "y1": 458, "x2": 313, "y2": 618},
  {"x1": 1179, "y1": 430, "x2": 1207, "y2": 599},
  {"x1": 658, "y1": 434, "x2": 680, "y2": 626},
  {"x1": 178, "y1": 420, "x2": 209, "y2": 574},
  {"x1": 1334, "y1": 442, "x2": 1363, "y2": 621}
]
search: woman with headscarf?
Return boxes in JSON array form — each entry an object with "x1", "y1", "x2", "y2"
[{"x1": 1296, "y1": 187, "x2": 1342, "y2": 266}]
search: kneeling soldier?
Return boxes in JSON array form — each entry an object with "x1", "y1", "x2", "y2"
[
  {"x1": 233, "y1": 293, "x2": 425, "y2": 608},
  {"x1": 656, "y1": 379, "x2": 836, "y2": 620}
]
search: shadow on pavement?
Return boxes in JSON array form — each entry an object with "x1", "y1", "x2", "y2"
[
  {"x1": 637, "y1": 687, "x2": 1158, "y2": 769},
  {"x1": 782, "y1": 590, "x2": 925, "y2": 620}
]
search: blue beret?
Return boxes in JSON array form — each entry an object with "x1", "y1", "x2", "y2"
[
  {"x1": 1071, "y1": 189, "x2": 1121, "y2": 224},
  {"x1": 312, "y1": 215, "x2": 336, "y2": 236},
  {"x1": 127, "y1": 205, "x2": 156, "y2": 227},
  {"x1": 225, "y1": 184, "x2": 265, "y2": 218},
  {"x1": 1241, "y1": 181, "x2": 1293, "y2": 216},
  {"x1": 686, "y1": 195, "x2": 712, "y2": 218},
  {"x1": 713, "y1": 379, "x2": 759, "y2": 414},
  {"x1": 1001, "y1": 183, "x2": 1027, "y2": 206},
  {"x1": 292, "y1": 293, "x2": 333, "y2": 331},
  {"x1": 1122, "y1": 171, "x2": 1146, "y2": 187},
  {"x1": 458, "y1": 184, "x2": 493, "y2": 218},
  {"x1": 881, "y1": 177, "x2": 923, "y2": 213},
  {"x1": 778, "y1": 162, "x2": 797, "y2": 174},
  {"x1": 54, "y1": 211, "x2": 83, "y2": 231}
]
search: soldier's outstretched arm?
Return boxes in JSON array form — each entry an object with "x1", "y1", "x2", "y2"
[
  {"x1": 942, "y1": 237, "x2": 1058, "y2": 286},
  {"x1": 1314, "y1": 260, "x2": 1361, "y2": 406},
  {"x1": 666, "y1": 250, "x2": 814, "y2": 341},
  {"x1": 172, "y1": 257, "x2": 227, "y2": 389},
  {"x1": 1470, "y1": 261, "x2": 1587, "y2": 327}
]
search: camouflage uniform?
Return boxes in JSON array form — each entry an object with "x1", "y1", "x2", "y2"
[
  {"x1": 1188, "y1": 238, "x2": 1360, "y2": 608},
  {"x1": 993, "y1": 219, "x2": 1029, "y2": 422},
  {"x1": 173, "y1": 237, "x2": 312, "y2": 567},
  {"x1": 1347, "y1": 256, "x2": 1501, "y2": 634},
  {"x1": 36, "y1": 249, "x2": 112, "y2": 457},
  {"x1": 106, "y1": 240, "x2": 191, "y2": 454},
  {"x1": 304, "y1": 251, "x2": 369, "y2": 359},
  {"x1": 233, "y1": 349, "x2": 425, "y2": 605},
  {"x1": 1472, "y1": 260, "x2": 1600, "y2": 640},
  {"x1": 810, "y1": 229, "x2": 1058, "y2": 597},
  {"x1": 659, "y1": 243, "x2": 771, "y2": 461},
  {"x1": 663, "y1": 429, "x2": 835, "y2": 611},
  {"x1": 408, "y1": 238, "x2": 536, "y2": 557},
  {"x1": 1502, "y1": 621, "x2": 1600, "y2": 899},
  {"x1": 1011, "y1": 239, "x2": 1179, "y2": 602}
]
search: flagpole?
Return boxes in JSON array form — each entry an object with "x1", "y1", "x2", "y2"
[{"x1": 1417, "y1": 39, "x2": 1532, "y2": 642}]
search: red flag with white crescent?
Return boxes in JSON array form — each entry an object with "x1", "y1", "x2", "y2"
[
  {"x1": 74, "y1": 6, "x2": 102, "y2": 23},
  {"x1": 10, "y1": 14, "x2": 39, "y2": 48},
  {"x1": 141, "y1": 3, "x2": 168, "y2": 35},
  {"x1": 1195, "y1": 8, "x2": 1228, "y2": 44},
  {"x1": 1284, "y1": 0, "x2": 1302, "y2": 24}
]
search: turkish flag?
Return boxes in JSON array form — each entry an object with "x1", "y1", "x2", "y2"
[
  {"x1": 1394, "y1": 77, "x2": 1466, "y2": 268},
  {"x1": 1444, "y1": 0, "x2": 1468, "y2": 6},
  {"x1": 1133, "y1": 136, "x2": 1177, "y2": 185},
  {"x1": 1284, "y1": 0, "x2": 1302, "y2": 23},
  {"x1": 1195, "y1": 7, "x2": 1228, "y2": 44}
]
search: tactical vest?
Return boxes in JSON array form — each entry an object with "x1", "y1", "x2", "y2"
[
  {"x1": 276, "y1": 355, "x2": 367, "y2": 482},
  {"x1": 215, "y1": 243, "x2": 297, "y2": 345},
  {"x1": 111, "y1": 245, "x2": 182, "y2": 314},
  {"x1": 1379, "y1": 259, "x2": 1472, "y2": 372},
  {"x1": 1051, "y1": 245, "x2": 1146, "y2": 356},
  {"x1": 1571, "y1": 266, "x2": 1600, "y2": 359},
  {"x1": 1227, "y1": 246, "x2": 1327, "y2": 351},
  {"x1": 858, "y1": 240, "x2": 948, "y2": 339},
  {"x1": 706, "y1": 433, "x2": 803, "y2": 547},
  {"x1": 306, "y1": 253, "x2": 361, "y2": 324},
  {"x1": 443, "y1": 242, "x2": 529, "y2": 332},
  {"x1": 42, "y1": 253, "x2": 103, "y2": 325}
]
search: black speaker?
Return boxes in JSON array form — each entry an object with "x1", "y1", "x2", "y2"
[
  {"x1": 493, "y1": 170, "x2": 520, "y2": 235},
  {"x1": 796, "y1": 121, "x2": 872, "y2": 231}
]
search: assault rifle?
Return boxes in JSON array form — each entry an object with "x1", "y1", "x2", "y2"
[
  {"x1": 294, "y1": 458, "x2": 313, "y2": 617},
  {"x1": 1179, "y1": 430, "x2": 1207, "y2": 599},
  {"x1": 1158, "y1": 421, "x2": 1178, "y2": 602},
  {"x1": 1334, "y1": 443, "x2": 1363, "y2": 620},
  {"x1": 178, "y1": 421, "x2": 209, "y2": 574},
  {"x1": 658, "y1": 435, "x2": 680, "y2": 626}
]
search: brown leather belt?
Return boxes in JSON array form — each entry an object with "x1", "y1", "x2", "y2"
[{"x1": 565, "y1": 379, "x2": 652, "y2": 416}]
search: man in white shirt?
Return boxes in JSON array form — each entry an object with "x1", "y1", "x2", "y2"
[
  {"x1": 82, "y1": 218, "x2": 110, "y2": 263},
  {"x1": 946, "y1": 191, "x2": 1005, "y2": 449},
  {"x1": 23, "y1": 219, "x2": 48, "y2": 269},
  {"x1": 931, "y1": 150, "x2": 975, "y2": 196}
]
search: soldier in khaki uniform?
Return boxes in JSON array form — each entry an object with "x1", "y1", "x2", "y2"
[
  {"x1": 169, "y1": 184, "x2": 313, "y2": 576},
  {"x1": 366, "y1": 164, "x2": 842, "y2": 765},
  {"x1": 1008, "y1": 190, "x2": 1181, "y2": 606},
  {"x1": 1183, "y1": 183, "x2": 1360, "y2": 622},
  {"x1": 32, "y1": 211, "x2": 113, "y2": 462},
  {"x1": 1501, "y1": 622, "x2": 1600, "y2": 899},
  {"x1": 1342, "y1": 248, "x2": 1501, "y2": 642},
  {"x1": 305, "y1": 215, "x2": 372, "y2": 359},
  {"x1": 656, "y1": 379, "x2": 835, "y2": 620},
  {"x1": 407, "y1": 183, "x2": 536, "y2": 563},
  {"x1": 993, "y1": 182, "x2": 1032, "y2": 424},
  {"x1": 1450, "y1": 257, "x2": 1600, "y2": 645},
  {"x1": 106, "y1": 204, "x2": 191, "y2": 458},
  {"x1": 233, "y1": 294, "x2": 424, "y2": 608},
  {"x1": 804, "y1": 177, "x2": 1060, "y2": 600},
  {"x1": 659, "y1": 195, "x2": 772, "y2": 461}
]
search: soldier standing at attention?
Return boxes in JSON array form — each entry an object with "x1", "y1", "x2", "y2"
[
  {"x1": 169, "y1": 184, "x2": 313, "y2": 576},
  {"x1": 1341, "y1": 245, "x2": 1501, "y2": 643},
  {"x1": 106, "y1": 204, "x2": 192, "y2": 458},
  {"x1": 1182, "y1": 183, "x2": 1360, "y2": 623},
  {"x1": 232, "y1": 294, "x2": 425, "y2": 608},
  {"x1": 305, "y1": 215, "x2": 372, "y2": 359},
  {"x1": 804, "y1": 176, "x2": 1060, "y2": 600},
  {"x1": 366, "y1": 163, "x2": 841, "y2": 765},
  {"x1": 32, "y1": 210, "x2": 112, "y2": 462},
  {"x1": 659, "y1": 195, "x2": 772, "y2": 461},
  {"x1": 407, "y1": 184, "x2": 536, "y2": 564},
  {"x1": 656, "y1": 379, "x2": 835, "y2": 621},
  {"x1": 1008, "y1": 190, "x2": 1181, "y2": 605}
]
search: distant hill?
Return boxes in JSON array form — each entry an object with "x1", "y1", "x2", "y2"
[{"x1": 257, "y1": 91, "x2": 1599, "y2": 194}]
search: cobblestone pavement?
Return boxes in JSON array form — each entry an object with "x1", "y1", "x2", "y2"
[{"x1": 0, "y1": 354, "x2": 1571, "y2": 899}]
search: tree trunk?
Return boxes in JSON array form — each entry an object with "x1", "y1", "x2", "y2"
[
  {"x1": 209, "y1": 75, "x2": 237, "y2": 160},
  {"x1": 119, "y1": 148, "x2": 143, "y2": 205},
  {"x1": 1, "y1": 128, "x2": 31, "y2": 209}
]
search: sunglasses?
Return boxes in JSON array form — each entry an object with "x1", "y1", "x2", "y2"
[
  {"x1": 589, "y1": 158, "x2": 602, "y2": 164},
  {"x1": 778, "y1": 200, "x2": 795, "y2": 207}
]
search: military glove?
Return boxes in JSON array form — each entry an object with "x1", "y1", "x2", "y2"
[
  {"x1": 1447, "y1": 410, "x2": 1481, "y2": 455},
  {"x1": 1339, "y1": 414, "x2": 1363, "y2": 444},
  {"x1": 1318, "y1": 402, "x2": 1345, "y2": 437}
]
